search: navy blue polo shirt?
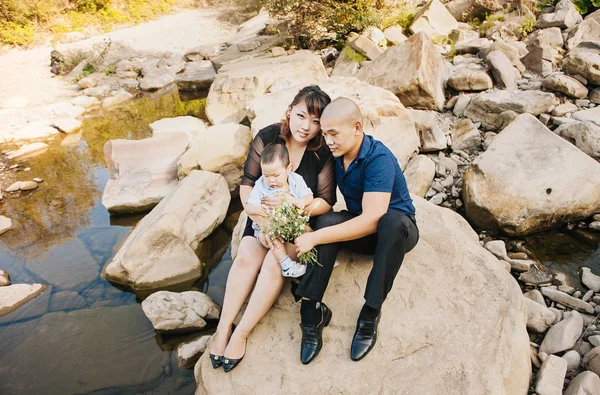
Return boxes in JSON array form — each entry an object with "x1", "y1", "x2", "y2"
[{"x1": 335, "y1": 134, "x2": 415, "y2": 217}]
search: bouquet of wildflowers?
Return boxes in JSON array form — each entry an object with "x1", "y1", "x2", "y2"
[{"x1": 264, "y1": 200, "x2": 318, "y2": 265}]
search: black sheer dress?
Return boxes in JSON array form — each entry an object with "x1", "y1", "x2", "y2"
[{"x1": 241, "y1": 123, "x2": 337, "y2": 238}]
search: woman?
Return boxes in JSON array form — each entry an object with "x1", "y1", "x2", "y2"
[{"x1": 209, "y1": 85, "x2": 336, "y2": 372}]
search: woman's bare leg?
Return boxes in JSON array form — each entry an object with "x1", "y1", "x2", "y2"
[
  {"x1": 224, "y1": 243, "x2": 299, "y2": 359},
  {"x1": 210, "y1": 236, "x2": 268, "y2": 356}
]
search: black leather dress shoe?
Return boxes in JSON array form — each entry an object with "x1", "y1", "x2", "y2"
[
  {"x1": 350, "y1": 312, "x2": 381, "y2": 361},
  {"x1": 300, "y1": 303, "x2": 332, "y2": 365}
]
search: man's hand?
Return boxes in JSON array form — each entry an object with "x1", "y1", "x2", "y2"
[{"x1": 294, "y1": 232, "x2": 317, "y2": 256}]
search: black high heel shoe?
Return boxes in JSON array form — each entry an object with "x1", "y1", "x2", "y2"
[
  {"x1": 222, "y1": 340, "x2": 246, "y2": 373},
  {"x1": 209, "y1": 324, "x2": 236, "y2": 369}
]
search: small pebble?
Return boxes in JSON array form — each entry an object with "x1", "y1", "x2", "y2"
[
  {"x1": 9, "y1": 164, "x2": 18, "y2": 169},
  {"x1": 24, "y1": 167, "x2": 31, "y2": 172},
  {"x1": 538, "y1": 351, "x2": 548, "y2": 362},
  {"x1": 573, "y1": 291, "x2": 582, "y2": 299},
  {"x1": 33, "y1": 178, "x2": 42, "y2": 183}
]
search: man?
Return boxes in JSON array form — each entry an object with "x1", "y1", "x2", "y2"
[{"x1": 293, "y1": 97, "x2": 419, "y2": 364}]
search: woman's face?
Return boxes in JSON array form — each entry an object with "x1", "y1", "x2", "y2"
[{"x1": 287, "y1": 101, "x2": 322, "y2": 145}]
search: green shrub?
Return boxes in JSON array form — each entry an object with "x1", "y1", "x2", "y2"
[
  {"x1": 573, "y1": 0, "x2": 600, "y2": 14},
  {"x1": 520, "y1": 13, "x2": 536, "y2": 38},
  {"x1": 0, "y1": 21, "x2": 35, "y2": 45}
]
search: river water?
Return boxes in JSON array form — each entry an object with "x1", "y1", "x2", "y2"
[
  {"x1": 0, "y1": 85, "x2": 598, "y2": 394},
  {"x1": 0, "y1": 86, "x2": 232, "y2": 395}
]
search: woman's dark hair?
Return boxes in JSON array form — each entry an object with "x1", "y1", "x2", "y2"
[
  {"x1": 261, "y1": 143, "x2": 290, "y2": 167},
  {"x1": 280, "y1": 85, "x2": 331, "y2": 152}
]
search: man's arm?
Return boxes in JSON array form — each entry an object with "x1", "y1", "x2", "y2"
[{"x1": 294, "y1": 191, "x2": 390, "y2": 255}]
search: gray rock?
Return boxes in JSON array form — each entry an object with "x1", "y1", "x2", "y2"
[
  {"x1": 583, "y1": 290, "x2": 594, "y2": 302},
  {"x1": 582, "y1": 267, "x2": 600, "y2": 292},
  {"x1": 0, "y1": 216, "x2": 13, "y2": 236},
  {"x1": 524, "y1": 289, "x2": 546, "y2": 306},
  {"x1": 357, "y1": 32, "x2": 446, "y2": 111},
  {"x1": 453, "y1": 94, "x2": 472, "y2": 117},
  {"x1": 590, "y1": 88, "x2": 600, "y2": 104},
  {"x1": 509, "y1": 259, "x2": 533, "y2": 272},
  {"x1": 447, "y1": 67, "x2": 493, "y2": 91},
  {"x1": 562, "y1": 350, "x2": 581, "y2": 372},
  {"x1": 464, "y1": 90, "x2": 556, "y2": 130},
  {"x1": 455, "y1": 38, "x2": 492, "y2": 55},
  {"x1": 552, "y1": 103, "x2": 579, "y2": 117},
  {"x1": 564, "y1": 371, "x2": 600, "y2": 395},
  {"x1": 589, "y1": 335, "x2": 600, "y2": 347},
  {"x1": 408, "y1": 109, "x2": 447, "y2": 152},
  {"x1": 573, "y1": 107, "x2": 600, "y2": 127},
  {"x1": 541, "y1": 288, "x2": 595, "y2": 314},
  {"x1": 524, "y1": 297, "x2": 556, "y2": 333},
  {"x1": 526, "y1": 28, "x2": 564, "y2": 49},
  {"x1": 0, "y1": 270, "x2": 10, "y2": 286},
  {"x1": 583, "y1": 346, "x2": 600, "y2": 376},
  {"x1": 0, "y1": 284, "x2": 47, "y2": 317},
  {"x1": 383, "y1": 25, "x2": 407, "y2": 45},
  {"x1": 175, "y1": 61, "x2": 216, "y2": 91},
  {"x1": 139, "y1": 66, "x2": 176, "y2": 92},
  {"x1": 141, "y1": 291, "x2": 220, "y2": 333},
  {"x1": 535, "y1": 355, "x2": 568, "y2": 395},
  {"x1": 177, "y1": 335, "x2": 211, "y2": 368},
  {"x1": 566, "y1": 18, "x2": 600, "y2": 50},
  {"x1": 542, "y1": 74, "x2": 589, "y2": 99},
  {"x1": 486, "y1": 51, "x2": 518, "y2": 90},
  {"x1": 521, "y1": 46, "x2": 558, "y2": 77},
  {"x1": 237, "y1": 39, "x2": 261, "y2": 52},
  {"x1": 563, "y1": 51, "x2": 600, "y2": 86},
  {"x1": 537, "y1": 0, "x2": 583, "y2": 29},
  {"x1": 484, "y1": 240, "x2": 508, "y2": 260},
  {"x1": 540, "y1": 310, "x2": 584, "y2": 354},
  {"x1": 347, "y1": 32, "x2": 383, "y2": 61}
]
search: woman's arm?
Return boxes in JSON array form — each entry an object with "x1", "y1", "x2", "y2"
[{"x1": 304, "y1": 197, "x2": 331, "y2": 216}]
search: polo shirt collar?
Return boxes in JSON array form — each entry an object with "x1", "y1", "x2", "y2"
[{"x1": 356, "y1": 133, "x2": 372, "y2": 161}]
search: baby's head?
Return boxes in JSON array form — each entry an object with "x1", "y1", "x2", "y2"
[{"x1": 261, "y1": 143, "x2": 292, "y2": 189}]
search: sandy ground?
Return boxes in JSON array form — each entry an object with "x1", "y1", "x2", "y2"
[{"x1": 0, "y1": 7, "x2": 236, "y2": 134}]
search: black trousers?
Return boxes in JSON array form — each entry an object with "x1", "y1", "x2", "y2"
[{"x1": 295, "y1": 210, "x2": 419, "y2": 309}]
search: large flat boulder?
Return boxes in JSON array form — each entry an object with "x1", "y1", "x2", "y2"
[
  {"x1": 175, "y1": 61, "x2": 216, "y2": 92},
  {"x1": 149, "y1": 116, "x2": 207, "y2": 139},
  {"x1": 177, "y1": 123, "x2": 253, "y2": 192},
  {"x1": 102, "y1": 132, "x2": 192, "y2": 214},
  {"x1": 206, "y1": 51, "x2": 328, "y2": 125},
  {"x1": 194, "y1": 196, "x2": 530, "y2": 395},
  {"x1": 357, "y1": 32, "x2": 446, "y2": 111},
  {"x1": 102, "y1": 170, "x2": 230, "y2": 292},
  {"x1": 463, "y1": 114, "x2": 600, "y2": 235},
  {"x1": 463, "y1": 90, "x2": 556, "y2": 130},
  {"x1": 247, "y1": 76, "x2": 418, "y2": 168}
]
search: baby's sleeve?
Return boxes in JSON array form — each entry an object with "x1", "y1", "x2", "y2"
[
  {"x1": 291, "y1": 173, "x2": 313, "y2": 199},
  {"x1": 245, "y1": 177, "x2": 265, "y2": 206}
]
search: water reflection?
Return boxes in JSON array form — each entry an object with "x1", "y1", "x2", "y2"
[
  {"x1": 0, "y1": 86, "x2": 205, "y2": 394},
  {"x1": 0, "y1": 85, "x2": 206, "y2": 260},
  {"x1": 519, "y1": 227, "x2": 600, "y2": 290}
]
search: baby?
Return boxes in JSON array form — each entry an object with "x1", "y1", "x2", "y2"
[{"x1": 245, "y1": 143, "x2": 313, "y2": 278}]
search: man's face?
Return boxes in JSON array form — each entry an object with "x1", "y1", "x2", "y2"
[{"x1": 320, "y1": 116, "x2": 360, "y2": 158}]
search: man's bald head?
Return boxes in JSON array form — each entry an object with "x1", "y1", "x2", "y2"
[
  {"x1": 321, "y1": 97, "x2": 363, "y2": 129},
  {"x1": 320, "y1": 97, "x2": 364, "y2": 159}
]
